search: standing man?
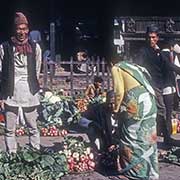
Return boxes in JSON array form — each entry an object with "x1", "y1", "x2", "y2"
[
  {"x1": 0, "y1": 12, "x2": 42, "y2": 153},
  {"x1": 134, "y1": 25, "x2": 167, "y2": 143}
]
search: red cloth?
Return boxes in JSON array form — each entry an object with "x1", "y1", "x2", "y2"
[
  {"x1": 11, "y1": 36, "x2": 32, "y2": 55},
  {"x1": 14, "y1": 12, "x2": 28, "y2": 25}
]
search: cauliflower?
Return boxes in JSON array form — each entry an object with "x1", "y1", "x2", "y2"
[
  {"x1": 44, "y1": 91, "x2": 53, "y2": 99},
  {"x1": 49, "y1": 95, "x2": 61, "y2": 104}
]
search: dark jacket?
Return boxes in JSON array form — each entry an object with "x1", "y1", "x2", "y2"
[
  {"x1": 82, "y1": 103, "x2": 113, "y2": 148},
  {"x1": 134, "y1": 46, "x2": 166, "y2": 90}
]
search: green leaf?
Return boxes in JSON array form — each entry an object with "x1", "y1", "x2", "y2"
[
  {"x1": 22, "y1": 150, "x2": 40, "y2": 162},
  {"x1": 40, "y1": 155, "x2": 55, "y2": 168},
  {"x1": 54, "y1": 108, "x2": 63, "y2": 117},
  {"x1": 0, "y1": 174, "x2": 5, "y2": 180},
  {"x1": 0, "y1": 151, "x2": 9, "y2": 163}
]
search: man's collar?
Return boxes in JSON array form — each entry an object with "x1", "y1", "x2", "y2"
[
  {"x1": 154, "y1": 44, "x2": 160, "y2": 50},
  {"x1": 162, "y1": 48, "x2": 170, "y2": 52}
]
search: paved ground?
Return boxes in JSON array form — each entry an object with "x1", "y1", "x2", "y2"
[{"x1": 0, "y1": 134, "x2": 180, "y2": 180}]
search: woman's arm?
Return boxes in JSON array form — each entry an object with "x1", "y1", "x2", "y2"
[{"x1": 111, "y1": 66, "x2": 124, "y2": 113}]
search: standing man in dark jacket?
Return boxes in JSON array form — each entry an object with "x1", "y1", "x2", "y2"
[
  {"x1": 135, "y1": 25, "x2": 180, "y2": 146},
  {"x1": 0, "y1": 12, "x2": 42, "y2": 153},
  {"x1": 134, "y1": 25, "x2": 167, "y2": 140}
]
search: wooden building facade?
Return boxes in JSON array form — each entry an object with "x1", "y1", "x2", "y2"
[{"x1": 113, "y1": 16, "x2": 180, "y2": 60}]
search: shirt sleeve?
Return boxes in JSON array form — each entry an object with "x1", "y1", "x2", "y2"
[
  {"x1": 35, "y1": 43, "x2": 42, "y2": 79},
  {"x1": 111, "y1": 65, "x2": 124, "y2": 113}
]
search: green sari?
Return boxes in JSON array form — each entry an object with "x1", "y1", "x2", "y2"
[{"x1": 115, "y1": 62, "x2": 159, "y2": 180}]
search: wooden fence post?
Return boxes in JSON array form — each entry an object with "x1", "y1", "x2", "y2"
[
  {"x1": 107, "y1": 65, "x2": 111, "y2": 90},
  {"x1": 96, "y1": 56, "x2": 100, "y2": 76},
  {"x1": 70, "y1": 57, "x2": 74, "y2": 96},
  {"x1": 86, "y1": 59, "x2": 89, "y2": 88},
  {"x1": 91, "y1": 56, "x2": 95, "y2": 82},
  {"x1": 48, "y1": 22, "x2": 56, "y2": 90},
  {"x1": 101, "y1": 58, "x2": 105, "y2": 91},
  {"x1": 43, "y1": 59, "x2": 48, "y2": 89}
]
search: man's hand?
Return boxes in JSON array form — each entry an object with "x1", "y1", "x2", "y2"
[{"x1": 108, "y1": 144, "x2": 116, "y2": 152}]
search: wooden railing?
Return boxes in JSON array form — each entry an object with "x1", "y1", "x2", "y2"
[{"x1": 41, "y1": 56, "x2": 112, "y2": 96}]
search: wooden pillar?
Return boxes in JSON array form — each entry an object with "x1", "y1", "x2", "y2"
[
  {"x1": 101, "y1": 57, "x2": 105, "y2": 91},
  {"x1": 49, "y1": 22, "x2": 56, "y2": 89},
  {"x1": 70, "y1": 57, "x2": 74, "y2": 96}
]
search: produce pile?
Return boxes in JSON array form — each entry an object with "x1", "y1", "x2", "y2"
[
  {"x1": 40, "y1": 126, "x2": 68, "y2": 137},
  {"x1": 159, "y1": 146, "x2": 180, "y2": 166},
  {"x1": 15, "y1": 126, "x2": 68, "y2": 137},
  {"x1": 60, "y1": 136, "x2": 96, "y2": 173},
  {"x1": 75, "y1": 94, "x2": 106, "y2": 113},
  {"x1": 75, "y1": 99, "x2": 88, "y2": 112},
  {"x1": 0, "y1": 136, "x2": 96, "y2": 179},
  {"x1": 0, "y1": 146, "x2": 68, "y2": 180},
  {"x1": 39, "y1": 91, "x2": 81, "y2": 128}
]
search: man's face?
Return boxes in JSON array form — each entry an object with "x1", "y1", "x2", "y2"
[
  {"x1": 147, "y1": 32, "x2": 159, "y2": 48},
  {"x1": 107, "y1": 95, "x2": 115, "y2": 111},
  {"x1": 77, "y1": 52, "x2": 87, "y2": 61},
  {"x1": 15, "y1": 24, "x2": 29, "y2": 42}
]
